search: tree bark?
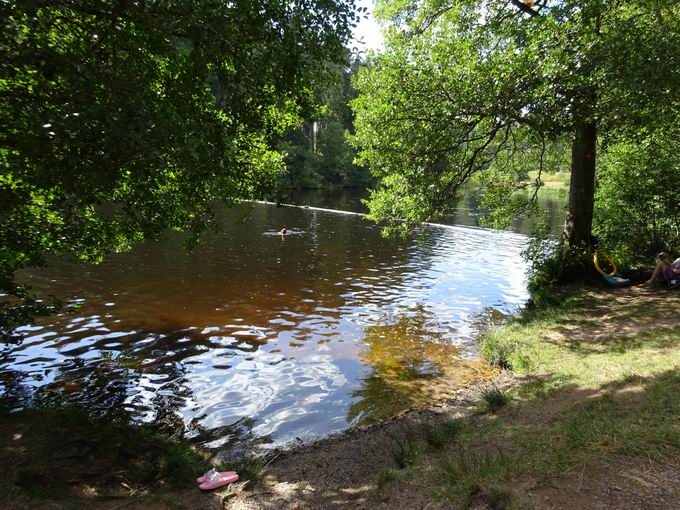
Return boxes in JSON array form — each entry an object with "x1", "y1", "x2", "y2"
[
  {"x1": 563, "y1": 2, "x2": 601, "y2": 248},
  {"x1": 564, "y1": 121, "x2": 597, "y2": 246}
]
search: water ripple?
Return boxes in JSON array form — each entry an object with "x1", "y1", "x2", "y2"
[{"x1": 2, "y1": 202, "x2": 530, "y2": 449}]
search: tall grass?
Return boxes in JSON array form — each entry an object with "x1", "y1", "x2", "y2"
[
  {"x1": 423, "y1": 419, "x2": 462, "y2": 449},
  {"x1": 391, "y1": 434, "x2": 419, "y2": 468},
  {"x1": 441, "y1": 448, "x2": 512, "y2": 507},
  {"x1": 480, "y1": 386, "x2": 511, "y2": 414}
]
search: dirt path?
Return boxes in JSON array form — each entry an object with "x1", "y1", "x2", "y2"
[
  {"x1": 226, "y1": 382, "x2": 503, "y2": 510},
  {"x1": 524, "y1": 454, "x2": 680, "y2": 510}
]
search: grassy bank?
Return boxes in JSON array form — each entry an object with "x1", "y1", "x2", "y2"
[
  {"x1": 525, "y1": 170, "x2": 570, "y2": 189},
  {"x1": 373, "y1": 287, "x2": 680, "y2": 508}
]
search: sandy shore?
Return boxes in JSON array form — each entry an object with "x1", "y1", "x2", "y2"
[{"x1": 225, "y1": 372, "x2": 518, "y2": 510}]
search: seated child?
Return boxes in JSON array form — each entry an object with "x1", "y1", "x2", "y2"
[{"x1": 642, "y1": 252, "x2": 680, "y2": 286}]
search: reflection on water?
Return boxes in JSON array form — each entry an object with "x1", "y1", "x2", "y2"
[
  {"x1": 287, "y1": 186, "x2": 568, "y2": 236},
  {"x1": 347, "y1": 306, "x2": 497, "y2": 424},
  {"x1": 1, "y1": 202, "x2": 529, "y2": 450}
]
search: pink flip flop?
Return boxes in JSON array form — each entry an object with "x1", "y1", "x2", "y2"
[
  {"x1": 196, "y1": 470, "x2": 237, "y2": 484},
  {"x1": 197, "y1": 470, "x2": 239, "y2": 491}
]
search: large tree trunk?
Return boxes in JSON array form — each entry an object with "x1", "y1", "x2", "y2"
[
  {"x1": 563, "y1": 2, "x2": 601, "y2": 248},
  {"x1": 564, "y1": 121, "x2": 597, "y2": 246}
]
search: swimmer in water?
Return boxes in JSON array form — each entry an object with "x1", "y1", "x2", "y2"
[{"x1": 278, "y1": 228, "x2": 288, "y2": 236}]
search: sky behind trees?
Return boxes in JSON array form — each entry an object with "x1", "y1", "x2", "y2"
[{"x1": 354, "y1": 0, "x2": 383, "y2": 51}]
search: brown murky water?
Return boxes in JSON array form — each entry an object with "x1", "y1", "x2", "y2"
[{"x1": 1, "y1": 201, "x2": 532, "y2": 450}]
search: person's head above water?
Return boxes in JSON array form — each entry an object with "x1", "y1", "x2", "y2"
[{"x1": 278, "y1": 228, "x2": 288, "y2": 235}]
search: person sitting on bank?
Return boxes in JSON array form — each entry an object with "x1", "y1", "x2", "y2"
[{"x1": 642, "y1": 252, "x2": 680, "y2": 286}]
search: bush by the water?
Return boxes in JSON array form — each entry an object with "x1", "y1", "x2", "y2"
[
  {"x1": 594, "y1": 127, "x2": 680, "y2": 267},
  {"x1": 522, "y1": 223, "x2": 596, "y2": 302}
]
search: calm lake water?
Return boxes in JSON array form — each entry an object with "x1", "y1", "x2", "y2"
[
  {"x1": 1, "y1": 191, "x2": 566, "y2": 450},
  {"x1": 288, "y1": 187, "x2": 568, "y2": 236}
]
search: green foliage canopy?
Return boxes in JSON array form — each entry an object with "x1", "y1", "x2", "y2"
[
  {"x1": 0, "y1": 0, "x2": 358, "y2": 332},
  {"x1": 351, "y1": 0, "x2": 680, "y2": 237},
  {"x1": 594, "y1": 120, "x2": 680, "y2": 265},
  {"x1": 279, "y1": 56, "x2": 368, "y2": 189}
]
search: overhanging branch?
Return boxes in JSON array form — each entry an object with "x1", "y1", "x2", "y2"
[{"x1": 509, "y1": 0, "x2": 539, "y2": 17}]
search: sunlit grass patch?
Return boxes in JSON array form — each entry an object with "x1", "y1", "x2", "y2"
[
  {"x1": 511, "y1": 370, "x2": 680, "y2": 483},
  {"x1": 430, "y1": 369, "x2": 680, "y2": 505},
  {"x1": 480, "y1": 326, "x2": 533, "y2": 370},
  {"x1": 607, "y1": 327, "x2": 680, "y2": 354},
  {"x1": 525, "y1": 170, "x2": 571, "y2": 188},
  {"x1": 474, "y1": 298, "x2": 680, "y2": 478},
  {"x1": 479, "y1": 294, "x2": 680, "y2": 390},
  {"x1": 561, "y1": 371, "x2": 680, "y2": 457}
]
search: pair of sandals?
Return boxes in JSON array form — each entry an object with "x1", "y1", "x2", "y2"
[{"x1": 197, "y1": 468, "x2": 239, "y2": 491}]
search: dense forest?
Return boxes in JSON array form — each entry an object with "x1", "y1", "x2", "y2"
[{"x1": 277, "y1": 55, "x2": 370, "y2": 190}]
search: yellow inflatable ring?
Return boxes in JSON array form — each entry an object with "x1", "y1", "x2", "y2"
[{"x1": 593, "y1": 251, "x2": 617, "y2": 277}]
